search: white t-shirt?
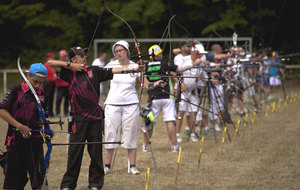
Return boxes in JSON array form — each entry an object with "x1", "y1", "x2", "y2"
[
  {"x1": 92, "y1": 58, "x2": 105, "y2": 67},
  {"x1": 174, "y1": 54, "x2": 198, "y2": 91},
  {"x1": 104, "y1": 60, "x2": 139, "y2": 105}
]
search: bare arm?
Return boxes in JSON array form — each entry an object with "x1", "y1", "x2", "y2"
[
  {"x1": 48, "y1": 60, "x2": 87, "y2": 72},
  {"x1": 111, "y1": 65, "x2": 144, "y2": 74},
  {"x1": 144, "y1": 77, "x2": 165, "y2": 90}
]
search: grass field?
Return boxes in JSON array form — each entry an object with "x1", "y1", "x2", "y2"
[{"x1": 0, "y1": 79, "x2": 299, "y2": 189}]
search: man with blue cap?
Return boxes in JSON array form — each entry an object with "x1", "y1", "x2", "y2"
[{"x1": 0, "y1": 63, "x2": 51, "y2": 189}]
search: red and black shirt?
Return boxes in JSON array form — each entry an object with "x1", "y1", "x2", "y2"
[
  {"x1": 0, "y1": 82, "x2": 48, "y2": 146},
  {"x1": 59, "y1": 66, "x2": 113, "y2": 121}
]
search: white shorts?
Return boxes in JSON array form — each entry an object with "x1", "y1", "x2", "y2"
[
  {"x1": 151, "y1": 99, "x2": 176, "y2": 122},
  {"x1": 178, "y1": 90, "x2": 199, "y2": 112},
  {"x1": 269, "y1": 76, "x2": 281, "y2": 86},
  {"x1": 196, "y1": 110, "x2": 202, "y2": 121},
  {"x1": 104, "y1": 104, "x2": 139, "y2": 149}
]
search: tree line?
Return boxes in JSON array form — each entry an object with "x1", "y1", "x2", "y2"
[{"x1": 0, "y1": 0, "x2": 298, "y2": 68}]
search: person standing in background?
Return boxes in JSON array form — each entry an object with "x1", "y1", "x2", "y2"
[
  {"x1": 92, "y1": 53, "x2": 107, "y2": 103},
  {"x1": 55, "y1": 50, "x2": 69, "y2": 117},
  {"x1": 44, "y1": 52, "x2": 57, "y2": 117}
]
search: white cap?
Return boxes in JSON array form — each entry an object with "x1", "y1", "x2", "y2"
[
  {"x1": 112, "y1": 40, "x2": 130, "y2": 57},
  {"x1": 193, "y1": 44, "x2": 208, "y2": 54}
]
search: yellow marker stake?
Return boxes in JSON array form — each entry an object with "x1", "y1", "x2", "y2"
[
  {"x1": 145, "y1": 168, "x2": 150, "y2": 190},
  {"x1": 251, "y1": 112, "x2": 256, "y2": 124},
  {"x1": 242, "y1": 113, "x2": 248, "y2": 137},
  {"x1": 265, "y1": 105, "x2": 270, "y2": 117},
  {"x1": 198, "y1": 137, "x2": 204, "y2": 169},
  {"x1": 289, "y1": 94, "x2": 293, "y2": 104},
  {"x1": 175, "y1": 147, "x2": 182, "y2": 189},
  {"x1": 294, "y1": 93, "x2": 297, "y2": 103},
  {"x1": 232, "y1": 120, "x2": 240, "y2": 145},
  {"x1": 220, "y1": 127, "x2": 227, "y2": 153},
  {"x1": 250, "y1": 112, "x2": 256, "y2": 132},
  {"x1": 271, "y1": 102, "x2": 276, "y2": 112},
  {"x1": 277, "y1": 99, "x2": 282, "y2": 110},
  {"x1": 284, "y1": 96, "x2": 288, "y2": 106}
]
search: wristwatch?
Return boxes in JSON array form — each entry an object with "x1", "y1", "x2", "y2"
[{"x1": 66, "y1": 61, "x2": 71, "y2": 67}]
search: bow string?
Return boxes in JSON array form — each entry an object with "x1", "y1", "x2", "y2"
[
  {"x1": 17, "y1": 57, "x2": 53, "y2": 189},
  {"x1": 104, "y1": 0, "x2": 145, "y2": 101}
]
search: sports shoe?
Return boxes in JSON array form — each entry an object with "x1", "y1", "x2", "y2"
[
  {"x1": 142, "y1": 144, "x2": 150, "y2": 152},
  {"x1": 183, "y1": 129, "x2": 190, "y2": 136},
  {"x1": 171, "y1": 145, "x2": 179, "y2": 152},
  {"x1": 89, "y1": 187, "x2": 99, "y2": 190},
  {"x1": 104, "y1": 167, "x2": 111, "y2": 175},
  {"x1": 205, "y1": 129, "x2": 213, "y2": 136},
  {"x1": 215, "y1": 125, "x2": 221, "y2": 132},
  {"x1": 240, "y1": 112, "x2": 246, "y2": 117},
  {"x1": 130, "y1": 166, "x2": 140, "y2": 175},
  {"x1": 189, "y1": 133, "x2": 199, "y2": 142},
  {"x1": 176, "y1": 134, "x2": 182, "y2": 143}
]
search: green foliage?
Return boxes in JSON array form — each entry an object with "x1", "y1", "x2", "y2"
[
  {"x1": 0, "y1": 0, "x2": 298, "y2": 68},
  {"x1": 202, "y1": 3, "x2": 248, "y2": 34}
]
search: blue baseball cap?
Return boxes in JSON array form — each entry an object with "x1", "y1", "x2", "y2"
[{"x1": 29, "y1": 63, "x2": 48, "y2": 78}]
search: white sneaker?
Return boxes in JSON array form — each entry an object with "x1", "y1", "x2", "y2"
[
  {"x1": 130, "y1": 166, "x2": 140, "y2": 175},
  {"x1": 104, "y1": 167, "x2": 111, "y2": 175},
  {"x1": 171, "y1": 145, "x2": 179, "y2": 152},
  {"x1": 142, "y1": 144, "x2": 150, "y2": 152},
  {"x1": 215, "y1": 125, "x2": 221, "y2": 132},
  {"x1": 189, "y1": 133, "x2": 199, "y2": 142},
  {"x1": 176, "y1": 134, "x2": 182, "y2": 143},
  {"x1": 89, "y1": 187, "x2": 99, "y2": 190}
]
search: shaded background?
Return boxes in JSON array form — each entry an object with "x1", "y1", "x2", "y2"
[{"x1": 1, "y1": 0, "x2": 299, "y2": 67}]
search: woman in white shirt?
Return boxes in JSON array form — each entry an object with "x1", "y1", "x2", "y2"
[{"x1": 104, "y1": 40, "x2": 141, "y2": 175}]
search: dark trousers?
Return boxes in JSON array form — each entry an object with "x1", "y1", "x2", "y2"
[
  {"x1": 56, "y1": 86, "x2": 69, "y2": 116},
  {"x1": 4, "y1": 139, "x2": 45, "y2": 189},
  {"x1": 44, "y1": 80, "x2": 56, "y2": 116},
  {"x1": 60, "y1": 120, "x2": 104, "y2": 190}
]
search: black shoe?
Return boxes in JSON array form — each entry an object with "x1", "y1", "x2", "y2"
[{"x1": 240, "y1": 112, "x2": 246, "y2": 117}]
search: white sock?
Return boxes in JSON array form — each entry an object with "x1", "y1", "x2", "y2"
[
  {"x1": 176, "y1": 133, "x2": 180, "y2": 137},
  {"x1": 205, "y1": 126, "x2": 209, "y2": 131},
  {"x1": 185, "y1": 126, "x2": 190, "y2": 130}
]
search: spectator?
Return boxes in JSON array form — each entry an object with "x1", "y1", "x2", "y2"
[
  {"x1": 92, "y1": 53, "x2": 107, "y2": 103},
  {"x1": 44, "y1": 52, "x2": 57, "y2": 117},
  {"x1": 55, "y1": 50, "x2": 69, "y2": 117}
]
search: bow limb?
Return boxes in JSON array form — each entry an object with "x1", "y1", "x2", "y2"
[
  {"x1": 104, "y1": 1, "x2": 145, "y2": 101},
  {"x1": 17, "y1": 58, "x2": 52, "y2": 188}
]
